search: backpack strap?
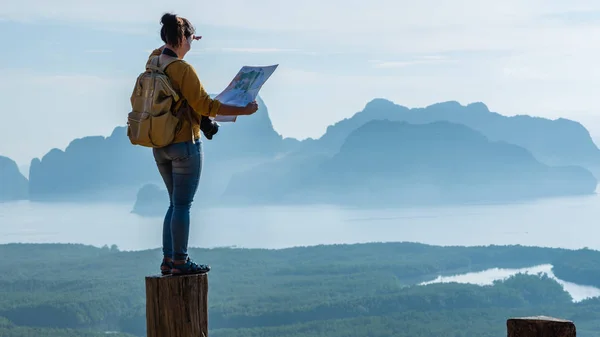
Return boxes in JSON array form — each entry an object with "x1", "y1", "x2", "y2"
[
  {"x1": 146, "y1": 55, "x2": 180, "y2": 73},
  {"x1": 146, "y1": 56, "x2": 161, "y2": 72},
  {"x1": 159, "y1": 55, "x2": 180, "y2": 72},
  {"x1": 145, "y1": 55, "x2": 181, "y2": 102},
  {"x1": 146, "y1": 54, "x2": 195, "y2": 140}
]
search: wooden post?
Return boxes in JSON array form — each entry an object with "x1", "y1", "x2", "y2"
[
  {"x1": 145, "y1": 274, "x2": 209, "y2": 337},
  {"x1": 507, "y1": 316, "x2": 576, "y2": 337}
]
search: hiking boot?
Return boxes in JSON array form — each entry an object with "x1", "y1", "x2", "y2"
[
  {"x1": 171, "y1": 257, "x2": 210, "y2": 275},
  {"x1": 160, "y1": 259, "x2": 174, "y2": 276}
]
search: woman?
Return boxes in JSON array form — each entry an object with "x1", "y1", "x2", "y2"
[{"x1": 149, "y1": 12, "x2": 258, "y2": 276}]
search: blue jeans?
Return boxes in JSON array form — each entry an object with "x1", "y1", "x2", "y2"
[{"x1": 152, "y1": 139, "x2": 202, "y2": 261}]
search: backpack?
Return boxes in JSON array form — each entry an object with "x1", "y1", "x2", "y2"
[{"x1": 127, "y1": 54, "x2": 183, "y2": 148}]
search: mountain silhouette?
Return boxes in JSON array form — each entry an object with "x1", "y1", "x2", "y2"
[
  {"x1": 222, "y1": 120, "x2": 597, "y2": 206},
  {"x1": 0, "y1": 156, "x2": 28, "y2": 202},
  {"x1": 22, "y1": 96, "x2": 599, "y2": 207},
  {"x1": 131, "y1": 183, "x2": 168, "y2": 217},
  {"x1": 27, "y1": 95, "x2": 284, "y2": 202},
  {"x1": 299, "y1": 99, "x2": 600, "y2": 175}
]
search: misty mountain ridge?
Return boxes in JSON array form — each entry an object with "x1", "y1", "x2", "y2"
[
  {"x1": 2, "y1": 96, "x2": 598, "y2": 207},
  {"x1": 302, "y1": 99, "x2": 600, "y2": 174},
  {"x1": 25, "y1": 96, "x2": 282, "y2": 202},
  {"x1": 0, "y1": 156, "x2": 28, "y2": 202},
  {"x1": 223, "y1": 119, "x2": 596, "y2": 206}
]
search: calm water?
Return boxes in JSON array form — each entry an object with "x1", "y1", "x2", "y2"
[
  {"x1": 0, "y1": 193, "x2": 599, "y2": 251},
  {"x1": 421, "y1": 264, "x2": 600, "y2": 302}
]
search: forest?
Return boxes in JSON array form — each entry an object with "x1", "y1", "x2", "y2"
[{"x1": 1, "y1": 242, "x2": 600, "y2": 337}]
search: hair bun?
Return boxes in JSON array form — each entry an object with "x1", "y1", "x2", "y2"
[
  {"x1": 160, "y1": 13, "x2": 177, "y2": 27},
  {"x1": 158, "y1": 12, "x2": 194, "y2": 48}
]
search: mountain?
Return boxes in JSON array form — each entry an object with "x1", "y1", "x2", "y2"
[
  {"x1": 28, "y1": 127, "x2": 159, "y2": 202},
  {"x1": 27, "y1": 96, "x2": 599, "y2": 206},
  {"x1": 0, "y1": 156, "x2": 28, "y2": 202},
  {"x1": 131, "y1": 183, "x2": 167, "y2": 217},
  {"x1": 200, "y1": 96, "x2": 299, "y2": 159},
  {"x1": 222, "y1": 120, "x2": 597, "y2": 206},
  {"x1": 300, "y1": 99, "x2": 600, "y2": 175},
  {"x1": 27, "y1": 95, "x2": 288, "y2": 202}
]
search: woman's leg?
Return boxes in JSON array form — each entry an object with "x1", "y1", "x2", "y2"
[
  {"x1": 170, "y1": 140, "x2": 201, "y2": 262},
  {"x1": 153, "y1": 147, "x2": 175, "y2": 261},
  {"x1": 170, "y1": 140, "x2": 210, "y2": 274}
]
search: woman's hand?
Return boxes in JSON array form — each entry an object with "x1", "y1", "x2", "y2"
[
  {"x1": 217, "y1": 101, "x2": 259, "y2": 116},
  {"x1": 243, "y1": 101, "x2": 259, "y2": 115}
]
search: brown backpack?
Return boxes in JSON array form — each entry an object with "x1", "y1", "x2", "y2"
[{"x1": 127, "y1": 55, "x2": 183, "y2": 148}]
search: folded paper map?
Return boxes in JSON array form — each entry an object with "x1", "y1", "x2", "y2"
[{"x1": 213, "y1": 64, "x2": 279, "y2": 122}]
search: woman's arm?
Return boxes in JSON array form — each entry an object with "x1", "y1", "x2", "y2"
[
  {"x1": 177, "y1": 64, "x2": 258, "y2": 118},
  {"x1": 217, "y1": 102, "x2": 258, "y2": 116}
]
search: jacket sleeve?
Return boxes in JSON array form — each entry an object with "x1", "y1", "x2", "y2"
[{"x1": 178, "y1": 64, "x2": 221, "y2": 118}]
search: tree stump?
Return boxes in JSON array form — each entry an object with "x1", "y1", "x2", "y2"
[
  {"x1": 507, "y1": 316, "x2": 576, "y2": 337},
  {"x1": 145, "y1": 274, "x2": 209, "y2": 337}
]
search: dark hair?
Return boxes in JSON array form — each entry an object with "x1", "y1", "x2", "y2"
[{"x1": 160, "y1": 13, "x2": 195, "y2": 48}]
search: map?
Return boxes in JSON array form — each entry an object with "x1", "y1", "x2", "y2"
[{"x1": 214, "y1": 64, "x2": 278, "y2": 122}]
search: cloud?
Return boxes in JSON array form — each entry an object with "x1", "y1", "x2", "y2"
[
  {"x1": 259, "y1": 58, "x2": 600, "y2": 142},
  {"x1": 3, "y1": 0, "x2": 600, "y2": 59},
  {"x1": 84, "y1": 49, "x2": 112, "y2": 54},
  {"x1": 4, "y1": 0, "x2": 600, "y2": 158},
  {"x1": 4, "y1": 0, "x2": 600, "y2": 53},
  {"x1": 369, "y1": 56, "x2": 456, "y2": 68},
  {"x1": 189, "y1": 47, "x2": 317, "y2": 55},
  {"x1": 542, "y1": 10, "x2": 600, "y2": 24},
  {"x1": 0, "y1": 69, "x2": 128, "y2": 92},
  {"x1": 0, "y1": 0, "x2": 558, "y2": 29}
]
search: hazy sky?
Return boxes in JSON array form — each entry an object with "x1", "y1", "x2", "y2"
[{"x1": 2, "y1": 0, "x2": 600, "y2": 166}]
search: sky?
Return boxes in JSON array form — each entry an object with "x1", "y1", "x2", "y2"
[{"x1": 2, "y1": 0, "x2": 600, "y2": 167}]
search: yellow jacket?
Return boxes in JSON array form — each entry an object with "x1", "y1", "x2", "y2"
[{"x1": 138, "y1": 48, "x2": 222, "y2": 143}]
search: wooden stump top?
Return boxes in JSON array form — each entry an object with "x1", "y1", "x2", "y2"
[
  {"x1": 507, "y1": 316, "x2": 576, "y2": 337},
  {"x1": 145, "y1": 273, "x2": 209, "y2": 280},
  {"x1": 146, "y1": 273, "x2": 209, "y2": 337}
]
